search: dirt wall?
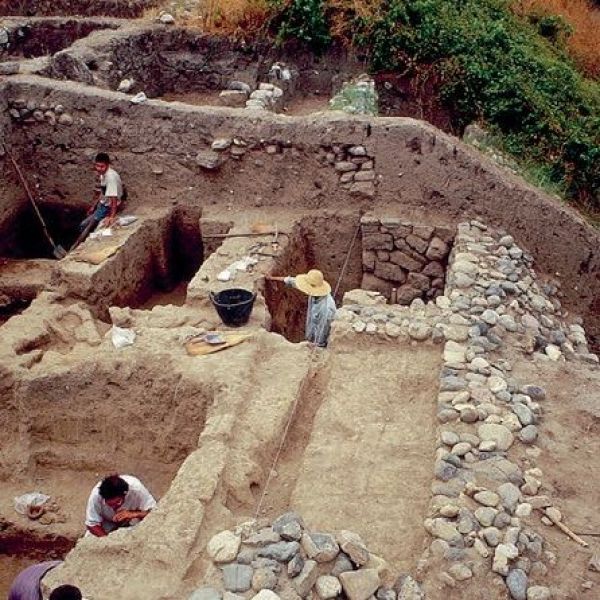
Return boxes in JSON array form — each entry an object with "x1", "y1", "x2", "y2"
[
  {"x1": 0, "y1": 18, "x2": 119, "y2": 59},
  {"x1": 0, "y1": 0, "x2": 157, "y2": 18},
  {"x1": 2, "y1": 76, "x2": 599, "y2": 347},
  {"x1": 0, "y1": 93, "x2": 23, "y2": 245}
]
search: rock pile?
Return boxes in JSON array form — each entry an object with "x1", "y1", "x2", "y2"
[
  {"x1": 7, "y1": 98, "x2": 74, "y2": 126},
  {"x1": 333, "y1": 219, "x2": 598, "y2": 599},
  {"x1": 246, "y1": 83, "x2": 285, "y2": 111},
  {"x1": 193, "y1": 512, "x2": 424, "y2": 600},
  {"x1": 360, "y1": 216, "x2": 453, "y2": 303},
  {"x1": 324, "y1": 145, "x2": 377, "y2": 198}
]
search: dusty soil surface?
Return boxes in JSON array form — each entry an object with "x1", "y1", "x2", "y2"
[
  {"x1": 291, "y1": 337, "x2": 440, "y2": 572},
  {"x1": 282, "y1": 94, "x2": 331, "y2": 116},
  {"x1": 514, "y1": 357, "x2": 600, "y2": 599}
]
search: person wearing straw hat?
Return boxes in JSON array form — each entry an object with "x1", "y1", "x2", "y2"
[{"x1": 266, "y1": 269, "x2": 337, "y2": 347}]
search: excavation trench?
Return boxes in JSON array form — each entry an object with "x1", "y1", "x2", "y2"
[
  {"x1": 265, "y1": 214, "x2": 454, "y2": 342},
  {"x1": 0, "y1": 19, "x2": 118, "y2": 59},
  {"x1": 0, "y1": 363, "x2": 215, "y2": 597}
]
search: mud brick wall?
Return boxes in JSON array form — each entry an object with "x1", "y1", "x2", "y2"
[{"x1": 361, "y1": 217, "x2": 454, "y2": 304}]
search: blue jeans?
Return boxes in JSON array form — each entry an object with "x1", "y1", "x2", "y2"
[{"x1": 80, "y1": 203, "x2": 110, "y2": 231}]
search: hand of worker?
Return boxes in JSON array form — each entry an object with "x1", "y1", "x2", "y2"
[{"x1": 112, "y1": 510, "x2": 139, "y2": 523}]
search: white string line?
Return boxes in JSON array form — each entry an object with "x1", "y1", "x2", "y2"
[{"x1": 253, "y1": 221, "x2": 362, "y2": 518}]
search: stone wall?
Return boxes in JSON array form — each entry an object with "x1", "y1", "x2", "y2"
[{"x1": 361, "y1": 216, "x2": 453, "y2": 304}]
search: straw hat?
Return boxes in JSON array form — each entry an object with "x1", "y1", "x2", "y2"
[{"x1": 295, "y1": 269, "x2": 331, "y2": 297}]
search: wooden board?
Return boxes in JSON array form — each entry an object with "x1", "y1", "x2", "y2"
[
  {"x1": 72, "y1": 244, "x2": 121, "y2": 265},
  {"x1": 185, "y1": 332, "x2": 252, "y2": 356}
]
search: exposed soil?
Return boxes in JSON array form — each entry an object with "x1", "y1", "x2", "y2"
[
  {"x1": 291, "y1": 337, "x2": 440, "y2": 572},
  {"x1": 514, "y1": 358, "x2": 600, "y2": 599}
]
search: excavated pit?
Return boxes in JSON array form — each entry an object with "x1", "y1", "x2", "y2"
[
  {"x1": 0, "y1": 19, "x2": 118, "y2": 60},
  {"x1": 0, "y1": 0, "x2": 157, "y2": 18},
  {"x1": 0, "y1": 201, "x2": 86, "y2": 259},
  {"x1": 0, "y1": 361, "x2": 215, "y2": 597},
  {"x1": 265, "y1": 214, "x2": 454, "y2": 342},
  {"x1": 0, "y1": 526, "x2": 75, "y2": 597},
  {"x1": 128, "y1": 207, "x2": 206, "y2": 310}
]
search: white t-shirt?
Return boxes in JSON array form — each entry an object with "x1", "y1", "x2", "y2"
[
  {"x1": 99, "y1": 167, "x2": 123, "y2": 205},
  {"x1": 85, "y1": 475, "x2": 156, "y2": 532}
]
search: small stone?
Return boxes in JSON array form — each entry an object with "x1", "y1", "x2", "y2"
[
  {"x1": 519, "y1": 425, "x2": 538, "y2": 445},
  {"x1": 440, "y1": 505, "x2": 460, "y2": 518},
  {"x1": 258, "y1": 541, "x2": 300, "y2": 562},
  {"x1": 117, "y1": 78, "x2": 135, "y2": 92},
  {"x1": 506, "y1": 569, "x2": 528, "y2": 600},
  {"x1": 196, "y1": 150, "x2": 224, "y2": 170},
  {"x1": 222, "y1": 564, "x2": 254, "y2": 593},
  {"x1": 478, "y1": 423, "x2": 514, "y2": 451},
  {"x1": 395, "y1": 575, "x2": 425, "y2": 599},
  {"x1": 337, "y1": 530, "x2": 370, "y2": 566},
  {"x1": 460, "y1": 407, "x2": 480, "y2": 423},
  {"x1": 246, "y1": 528, "x2": 281, "y2": 546},
  {"x1": 159, "y1": 12, "x2": 175, "y2": 23},
  {"x1": 498, "y1": 483, "x2": 521, "y2": 513},
  {"x1": 482, "y1": 527, "x2": 502, "y2": 547},
  {"x1": 451, "y1": 442, "x2": 471, "y2": 456},
  {"x1": 251, "y1": 592, "x2": 280, "y2": 600},
  {"x1": 474, "y1": 538, "x2": 490, "y2": 558},
  {"x1": 272, "y1": 512, "x2": 304, "y2": 540},
  {"x1": 448, "y1": 563, "x2": 472, "y2": 581},
  {"x1": 488, "y1": 376, "x2": 507, "y2": 393},
  {"x1": 301, "y1": 532, "x2": 339, "y2": 562},
  {"x1": 58, "y1": 113, "x2": 73, "y2": 126},
  {"x1": 287, "y1": 554, "x2": 304, "y2": 578},
  {"x1": 315, "y1": 575, "x2": 342, "y2": 599},
  {"x1": 339, "y1": 569, "x2": 380, "y2": 600},
  {"x1": 526, "y1": 586, "x2": 551, "y2": 600},
  {"x1": 408, "y1": 322, "x2": 432, "y2": 340},
  {"x1": 376, "y1": 588, "x2": 396, "y2": 600},
  {"x1": 475, "y1": 507, "x2": 498, "y2": 527},
  {"x1": 441, "y1": 431, "x2": 460, "y2": 446},
  {"x1": 515, "y1": 503, "x2": 532, "y2": 518},
  {"x1": 207, "y1": 530, "x2": 241, "y2": 563},
  {"x1": 331, "y1": 552, "x2": 354, "y2": 576},
  {"x1": 292, "y1": 559, "x2": 319, "y2": 597},
  {"x1": 212, "y1": 138, "x2": 233, "y2": 151},
  {"x1": 252, "y1": 568, "x2": 278, "y2": 591},
  {"x1": 189, "y1": 586, "x2": 221, "y2": 600},
  {"x1": 481, "y1": 310, "x2": 499, "y2": 325},
  {"x1": 425, "y1": 518, "x2": 462, "y2": 545},
  {"x1": 474, "y1": 491, "x2": 500, "y2": 507},
  {"x1": 521, "y1": 385, "x2": 545, "y2": 401}
]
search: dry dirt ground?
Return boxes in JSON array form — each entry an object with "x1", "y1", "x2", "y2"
[{"x1": 515, "y1": 358, "x2": 600, "y2": 599}]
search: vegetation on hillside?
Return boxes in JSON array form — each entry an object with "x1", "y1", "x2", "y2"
[{"x1": 200, "y1": 0, "x2": 599, "y2": 211}]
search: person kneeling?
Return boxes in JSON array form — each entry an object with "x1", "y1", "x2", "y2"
[{"x1": 85, "y1": 474, "x2": 156, "y2": 537}]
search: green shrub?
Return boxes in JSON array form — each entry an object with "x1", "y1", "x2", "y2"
[
  {"x1": 351, "y1": 0, "x2": 600, "y2": 208},
  {"x1": 268, "y1": 0, "x2": 331, "y2": 52}
]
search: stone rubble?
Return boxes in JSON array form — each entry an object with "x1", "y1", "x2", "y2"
[
  {"x1": 331, "y1": 219, "x2": 598, "y2": 599},
  {"x1": 198, "y1": 514, "x2": 424, "y2": 600}
]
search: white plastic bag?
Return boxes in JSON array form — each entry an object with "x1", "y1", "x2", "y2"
[
  {"x1": 14, "y1": 492, "x2": 50, "y2": 517},
  {"x1": 117, "y1": 215, "x2": 137, "y2": 226},
  {"x1": 111, "y1": 326, "x2": 136, "y2": 349}
]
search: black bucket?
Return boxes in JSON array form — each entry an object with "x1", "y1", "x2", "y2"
[{"x1": 209, "y1": 288, "x2": 256, "y2": 327}]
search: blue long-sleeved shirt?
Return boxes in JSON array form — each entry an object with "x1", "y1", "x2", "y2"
[{"x1": 285, "y1": 277, "x2": 337, "y2": 346}]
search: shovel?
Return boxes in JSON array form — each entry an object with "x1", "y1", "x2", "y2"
[{"x1": 4, "y1": 147, "x2": 67, "y2": 259}]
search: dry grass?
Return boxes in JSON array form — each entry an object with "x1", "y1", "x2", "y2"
[
  {"x1": 514, "y1": 0, "x2": 600, "y2": 78},
  {"x1": 181, "y1": 0, "x2": 271, "y2": 35}
]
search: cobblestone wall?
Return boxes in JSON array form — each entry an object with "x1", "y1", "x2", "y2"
[{"x1": 361, "y1": 216, "x2": 453, "y2": 304}]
